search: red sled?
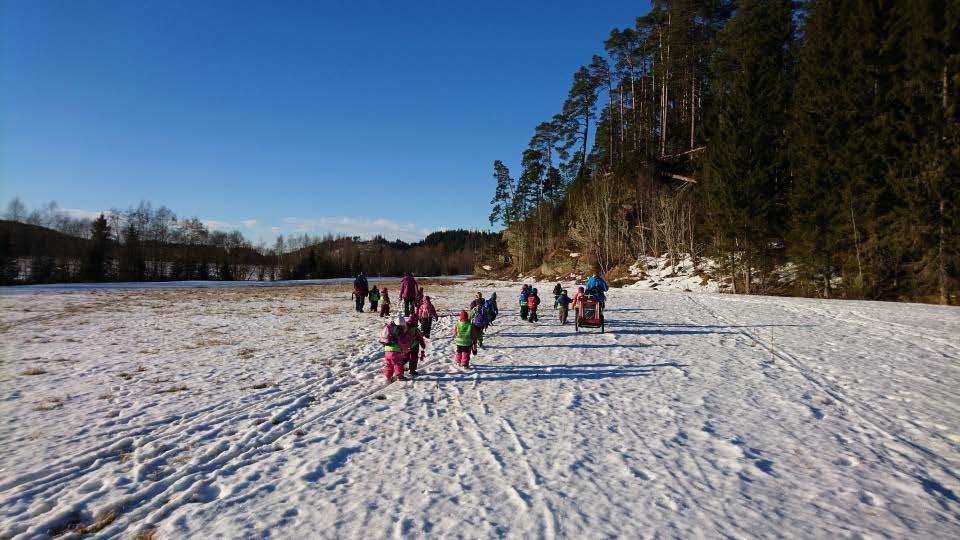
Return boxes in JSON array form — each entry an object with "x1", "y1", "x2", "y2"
[{"x1": 575, "y1": 296, "x2": 604, "y2": 333}]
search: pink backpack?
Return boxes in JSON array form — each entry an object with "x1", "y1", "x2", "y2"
[{"x1": 378, "y1": 323, "x2": 397, "y2": 345}]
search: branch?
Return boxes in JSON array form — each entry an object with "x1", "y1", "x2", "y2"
[{"x1": 664, "y1": 173, "x2": 698, "y2": 184}]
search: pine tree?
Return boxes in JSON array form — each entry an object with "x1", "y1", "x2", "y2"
[
  {"x1": 81, "y1": 214, "x2": 112, "y2": 282},
  {"x1": 559, "y1": 66, "x2": 600, "y2": 182},
  {"x1": 118, "y1": 222, "x2": 146, "y2": 281},
  {"x1": 704, "y1": 0, "x2": 795, "y2": 294},
  {"x1": 489, "y1": 160, "x2": 516, "y2": 226},
  {"x1": 891, "y1": 0, "x2": 960, "y2": 304}
]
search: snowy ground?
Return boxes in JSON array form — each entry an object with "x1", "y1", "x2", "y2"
[{"x1": 1, "y1": 282, "x2": 959, "y2": 538}]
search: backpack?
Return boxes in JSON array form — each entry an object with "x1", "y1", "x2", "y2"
[
  {"x1": 378, "y1": 323, "x2": 397, "y2": 345},
  {"x1": 473, "y1": 305, "x2": 489, "y2": 328},
  {"x1": 484, "y1": 300, "x2": 498, "y2": 321}
]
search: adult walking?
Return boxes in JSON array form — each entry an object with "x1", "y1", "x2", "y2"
[
  {"x1": 352, "y1": 272, "x2": 369, "y2": 312},
  {"x1": 399, "y1": 272, "x2": 419, "y2": 317},
  {"x1": 585, "y1": 266, "x2": 609, "y2": 310}
]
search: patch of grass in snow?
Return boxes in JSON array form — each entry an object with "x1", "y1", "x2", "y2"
[
  {"x1": 47, "y1": 506, "x2": 122, "y2": 537},
  {"x1": 239, "y1": 348, "x2": 256, "y2": 359},
  {"x1": 48, "y1": 510, "x2": 85, "y2": 537},
  {"x1": 75, "y1": 508, "x2": 119, "y2": 535},
  {"x1": 155, "y1": 384, "x2": 188, "y2": 394},
  {"x1": 36, "y1": 394, "x2": 68, "y2": 411},
  {"x1": 133, "y1": 528, "x2": 158, "y2": 540},
  {"x1": 20, "y1": 366, "x2": 47, "y2": 376},
  {"x1": 247, "y1": 381, "x2": 273, "y2": 390}
]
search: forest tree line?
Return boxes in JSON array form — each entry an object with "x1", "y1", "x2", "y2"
[
  {"x1": 489, "y1": 0, "x2": 958, "y2": 303},
  {"x1": 0, "y1": 198, "x2": 496, "y2": 284}
]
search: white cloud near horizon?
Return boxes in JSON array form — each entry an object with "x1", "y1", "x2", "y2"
[
  {"x1": 281, "y1": 216, "x2": 431, "y2": 243},
  {"x1": 201, "y1": 219, "x2": 233, "y2": 232},
  {"x1": 57, "y1": 207, "x2": 433, "y2": 243},
  {"x1": 63, "y1": 208, "x2": 114, "y2": 220}
]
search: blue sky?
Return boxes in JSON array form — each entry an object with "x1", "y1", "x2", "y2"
[{"x1": 1, "y1": 0, "x2": 649, "y2": 243}]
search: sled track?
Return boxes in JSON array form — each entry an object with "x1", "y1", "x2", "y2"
[{"x1": 685, "y1": 295, "x2": 960, "y2": 495}]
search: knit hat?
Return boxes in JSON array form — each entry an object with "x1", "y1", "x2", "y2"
[{"x1": 458, "y1": 310, "x2": 469, "y2": 322}]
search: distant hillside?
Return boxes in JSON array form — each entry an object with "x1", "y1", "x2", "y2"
[{"x1": 0, "y1": 219, "x2": 500, "y2": 284}]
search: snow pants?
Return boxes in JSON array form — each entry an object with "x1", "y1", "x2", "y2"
[
  {"x1": 529, "y1": 307, "x2": 538, "y2": 323},
  {"x1": 355, "y1": 294, "x2": 365, "y2": 312},
  {"x1": 559, "y1": 306, "x2": 568, "y2": 324},
  {"x1": 420, "y1": 318, "x2": 433, "y2": 339},
  {"x1": 404, "y1": 350, "x2": 420, "y2": 375},
  {"x1": 403, "y1": 298, "x2": 416, "y2": 317},
  {"x1": 472, "y1": 324, "x2": 484, "y2": 348},
  {"x1": 520, "y1": 304, "x2": 529, "y2": 320},
  {"x1": 455, "y1": 345, "x2": 472, "y2": 367},
  {"x1": 370, "y1": 300, "x2": 379, "y2": 313},
  {"x1": 383, "y1": 351, "x2": 404, "y2": 379},
  {"x1": 380, "y1": 303, "x2": 390, "y2": 318}
]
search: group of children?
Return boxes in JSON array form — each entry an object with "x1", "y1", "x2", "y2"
[
  {"x1": 517, "y1": 285, "x2": 542, "y2": 322},
  {"x1": 451, "y1": 291, "x2": 499, "y2": 369},
  {"x1": 376, "y1": 286, "x2": 439, "y2": 383},
  {"x1": 377, "y1": 275, "x2": 608, "y2": 382},
  {"x1": 519, "y1": 282, "x2": 598, "y2": 326},
  {"x1": 378, "y1": 289, "x2": 502, "y2": 381},
  {"x1": 364, "y1": 284, "x2": 426, "y2": 319},
  {"x1": 352, "y1": 272, "x2": 424, "y2": 319}
]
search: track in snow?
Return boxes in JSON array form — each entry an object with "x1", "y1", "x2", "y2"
[{"x1": 1, "y1": 283, "x2": 958, "y2": 537}]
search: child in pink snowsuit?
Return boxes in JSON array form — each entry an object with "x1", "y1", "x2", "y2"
[
  {"x1": 403, "y1": 315, "x2": 426, "y2": 377},
  {"x1": 417, "y1": 296, "x2": 439, "y2": 338},
  {"x1": 382, "y1": 316, "x2": 412, "y2": 382},
  {"x1": 452, "y1": 310, "x2": 476, "y2": 368}
]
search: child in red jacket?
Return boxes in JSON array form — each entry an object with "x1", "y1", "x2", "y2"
[{"x1": 527, "y1": 288, "x2": 541, "y2": 323}]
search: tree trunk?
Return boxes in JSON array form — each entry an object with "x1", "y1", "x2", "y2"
[
  {"x1": 628, "y1": 56, "x2": 638, "y2": 151},
  {"x1": 619, "y1": 85, "x2": 625, "y2": 157},
  {"x1": 690, "y1": 61, "x2": 696, "y2": 150},
  {"x1": 608, "y1": 80, "x2": 615, "y2": 168},
  {"x1": 940, "y1": 197, "x2": 948, "y2": 305}
]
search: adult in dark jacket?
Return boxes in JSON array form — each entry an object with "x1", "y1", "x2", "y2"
[
  {"x1": 399, "y1": 272, "x2": 419, "y2": 317},
  {"x1": 353, "y1": 272, "x2": 369, "y2": 312}
]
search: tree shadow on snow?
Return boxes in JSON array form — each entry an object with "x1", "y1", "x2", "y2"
[{"x1": 419, "y1": 362, "x2": 687, "y2": 383}]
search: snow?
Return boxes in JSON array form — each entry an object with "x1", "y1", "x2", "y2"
[
  {"x1": 627, "y1": 254, "x2": 721, "y2": 292},
  {"x1": 1, "y1": 282, "x2": 959, "y2": 538},
  {"x1": 0, "y1": 275, "x2": 471, "y2": 295}
]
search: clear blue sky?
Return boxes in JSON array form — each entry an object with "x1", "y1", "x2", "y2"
[{"x1": 1, "y1": 0, "x2": 649, "y2": 243}]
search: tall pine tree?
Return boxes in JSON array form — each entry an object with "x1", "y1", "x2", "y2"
[{"x1": 704, "y1": 0, "x2": 795, "y2": 294}]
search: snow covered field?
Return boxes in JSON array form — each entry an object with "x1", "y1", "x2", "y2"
[{"x1": 1, "y1": 281, "x2": 959, "y2": 538}]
